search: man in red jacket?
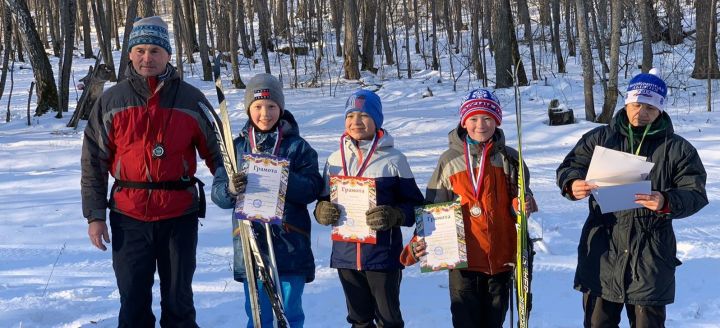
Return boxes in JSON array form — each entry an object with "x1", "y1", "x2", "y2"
[{"x1": 81, "y1": 16, "x2": 221, "y2": 328}]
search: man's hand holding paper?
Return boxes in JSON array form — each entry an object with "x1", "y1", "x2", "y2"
[{"x1": 585, "y1": 146, "x2": 656, "y2": 213}]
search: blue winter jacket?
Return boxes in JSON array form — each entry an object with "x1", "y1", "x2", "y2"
[
  {"x1": 211, "y1": 110, "x2": 323, "y2": 283},
  {"x1": 321, "y1": 130, "x2": 425, "y2": 271}
]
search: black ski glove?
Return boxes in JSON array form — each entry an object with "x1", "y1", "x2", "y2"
[
  {"x1": 314, "y1": 201, "x2": 340, "y2": 226},
  {"x1": 365, "y1": 205, "x2": 405, "y2": 231},
  {"x1": 228, "y1": 172, "x2": 248, "y2": 196}
]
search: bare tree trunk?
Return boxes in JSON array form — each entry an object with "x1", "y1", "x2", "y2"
[
  {"x1": 275, "y1": 0, "x2": 289, "y2": 40},
  {"x1": 637, "y1": 0, "x2": 653, "y2": 72},
  {"x1": 576, "y1": 0, "x2": 596, "y2": 121},
  {"x1": 493, "y1": 0, "x2": 513, "y2": 87},
  {"x1": 539, "y1": 0, "x2": 551, "y2": 25},
  {"x1": 551, "y1": 0, "x2": 565, "y2": 73},
  {"x1": 471, "y1": 0, "x2": 483, "y2": 79},
  {"x1": 142, "y1": 0, "x2": 155, "y2": 16},
  {"x1": 664, "y1": 0, "x2": 683, "y2": 45},
  {"x1": 48, "y1": 0, "x2": 62, "y2": 56},
  {"x1": 256, "y1": 0, "x2": 272, "y2": 73},
  {"x1": 565, "y1": 0, "x2": 576, "y2": 57},
  {"x1": 453, "y1": 0, "x2": 462, "y2": 53},
  {"x1": 444, "y1": 0, "x2": 453, "y2": 46},
  {"x1": 58, "y1": 0, "x2": 76, "y2": 117},
  {"x1": 172, "y1": 0, "x2": 184, "y2": 78},
  {"x1": 590, "y1": 0, "x2": 609, "y2": 77},
  {"x1": 343, "y1": 0, "x2": 360, "y2": 79},
  {"x1": 331, "y1": 0, "x2": 343, "y2": 56},
  {"x1": 412, "y1": 0, "x2": 420, "y2": 53},
  {"x1": 691, "y1": 0, "x2": 720, "y2": 78},
  {"x1": 378, "y1": 1, "x2": 394, "y2": 65},
  {"x1": 360, "y1": 0, "x2": 376, "y2": 72},
  {"x1": 402, "y1": 0, "x2": 412, "y2": 78},
  {"x1": 518, "y1": 0, "x2": 538, "y2": 79},
  {"x1": 195, "y1": 0, "x2": 213, "y2": 80},
  {"x1": 599, "y1": 0, "x2": 622, "y2": 123},
  {"x1": 312, "y1": 0, "x2": 324, "y2": 83},
  {"x1": 105, "y1": 0, "x2": 119, "y2": 50},
  {"x1": 92, "y1": 0, "x2": 117, "y2": 81},
  {"x1": 78, "y1": 0, "x2": 93, "y2": 58},
  {"x1": 237, "y1": 0, "x2": 251, "y2": 57},
  {"x1": 117, "y1": 0, "x2": 139, "y2": 81},
  {"x1": 229, "y1": 0, "x2": 245, "y2": 88},
  {"x1": 4, "y1": 0, "x2": 59, "y2": 116},
  {"x1": 0, "y1": 3, "x2": 11, "y2": 108},
  {"x1": 182, "y1": 0, "x2": 198, "y2": 52},
  {"x1": 483, "y1": 0, "x2": 493, "y2": 50},
  {"x1": 430, "y1": 0, "x2": 439, "y2": 70}
]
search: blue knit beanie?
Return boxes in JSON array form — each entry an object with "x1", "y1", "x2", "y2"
[
  {"x1": 625, "y1": 70, "x2": 667, "y2": 111},
  {"x1": 345, "y1": 90, "x2": 383, "y2": 129},
  {"x1": 128, "y1": 16, "x2": 172, "y2": 55},
  {"x1": 459, "y1": 88, "x2": 502, "y2": 126}
]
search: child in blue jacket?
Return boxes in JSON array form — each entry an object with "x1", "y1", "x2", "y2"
[
  {"x1": 314, "y1": 90, "x2": 424, "y2": 328},
  {"x1": 211, "y1": 74, "x2": 323, "y2": 328}
]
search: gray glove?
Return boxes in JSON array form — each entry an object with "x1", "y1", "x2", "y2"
[
  {"x1": 314, "y1": 201, "x2": 340, "y2": 226},
  {"x1": 227, "y1": 172, "x2": 248, "y2": 196},
  {"x1": 366, "y1": 205, "x2": 405, "y2": 231}
]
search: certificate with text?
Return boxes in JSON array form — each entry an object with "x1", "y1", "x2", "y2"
[
  {"x1": 330, "y1": 176, "x2": 377, "y2": 244},
  {"x1": 234, "y1": 153, "x2": 289, "y2": 225},
  {"x1": 415, "y1": 201, "x2": 467, "y2": 272}
]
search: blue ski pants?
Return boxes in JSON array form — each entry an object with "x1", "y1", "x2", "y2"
[{"x1": 243, "y1": 274, "x2": 306, "y2": 328}]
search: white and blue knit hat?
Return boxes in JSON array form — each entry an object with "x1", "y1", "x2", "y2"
[
  {"x1": 625, "y1": 69, "x2": 667, "y2": 111},
  {"x1": 128, "y1": 16, "x2": 172, "y2": 55}
]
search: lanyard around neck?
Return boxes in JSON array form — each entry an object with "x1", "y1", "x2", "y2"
[
  {"x1": 464, "y1": 141, "x2": 489, "y2": 200},
  {"x1": 340, "y1": 133, "x2": 379, "y2": 177},
  {"x1": 628, "y1": 123, "x2": 651, "y2": 156},
  {"x1": 249, "y1": 126, "x2": 282, "y2": 155}
]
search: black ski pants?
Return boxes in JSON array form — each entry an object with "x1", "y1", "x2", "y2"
[
  {"x1": 110, "y1": 211, "x2": 199, "y2": 328},
  {"x1": 448, "y1": 269, "x2": 511, "y2": 328},
  {"x1": 337, "y1": 268, "x2": 404, "y2": 328},
  {"x1": 583, "y1": 293, "x2": 667, "y2": 328}
]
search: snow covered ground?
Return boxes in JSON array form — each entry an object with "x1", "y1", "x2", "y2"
[{"x1": 1, "y1": 28, "x2": 720, "y2": 328}]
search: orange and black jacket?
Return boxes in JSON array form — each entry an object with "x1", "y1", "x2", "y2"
[
  {"x1": 401, "y1": 126, "x2": 531, "y2": 275},
  {"x1": 81, "y1": 64, "x2": 222, "y2": 222}
]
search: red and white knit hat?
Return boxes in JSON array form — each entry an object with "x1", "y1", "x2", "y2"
[{"x1": 459, "y1": 88, "x2": 502, "y2": 126}]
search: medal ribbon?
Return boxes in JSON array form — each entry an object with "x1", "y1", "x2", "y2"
[
  {"x1": 249, "y1": 126, "x2": 283, "y2": 156},
  {"x1": 464, "y1": 141, "x2": 489, "y2": 201},
  {"x1": 340, "y1": 133, "x2": 380, "y2": 177},
  {"x1": 627, "y1": 123, "x2": 651, "y2": 156}
]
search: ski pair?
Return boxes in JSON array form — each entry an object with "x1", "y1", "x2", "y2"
[
  {"x1": 512, "y1": 64, "x2": 531, "y2": 328},
  {"x1": 199, "y1": 56, "x2": 289, "y2": 328}
]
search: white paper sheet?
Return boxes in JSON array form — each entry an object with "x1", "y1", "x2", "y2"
[{"x1": 585, "y1": 146, "x2": 655, "y2": 213}]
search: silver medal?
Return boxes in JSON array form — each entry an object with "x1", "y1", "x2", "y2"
[{"x1": 470, "y1": 205, "x2": 482, "y2": 217}]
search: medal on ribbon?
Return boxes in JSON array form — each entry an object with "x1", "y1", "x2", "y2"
[{"x1": 464, "y1": 141, "x2": 489, "y2": 218}]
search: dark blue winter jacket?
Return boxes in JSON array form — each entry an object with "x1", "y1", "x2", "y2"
[
  {"x1": 211, "y1": 110, "x2": 323, "y2": 283},
  {"x1": 321, "y1": 130, "x2": 425, "y2": 271}
]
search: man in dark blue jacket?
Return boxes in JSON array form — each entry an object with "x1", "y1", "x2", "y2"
[{"x1": 557, "y1": 72, "x2": 708, "y2": 327}]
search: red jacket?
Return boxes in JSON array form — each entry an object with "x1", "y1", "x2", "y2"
[{"x1": 81, "y1": 65, "x2": 221, "y2": 222}]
